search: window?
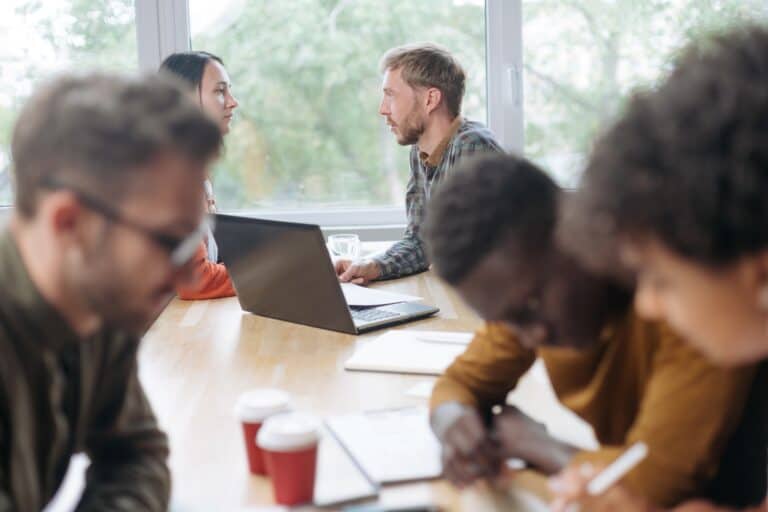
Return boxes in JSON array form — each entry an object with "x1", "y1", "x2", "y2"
[
  {"x1": 522, "y1": 0, "x2": 768, "y2": 187},
  {"x1": 3, "y1": 1, "x2": 768, "y2": 225},
  {"x1": 0, "y1": 0, "x2": 138, "y2": 206},
  {"x1": 189, "y1": 0, "x2": 487, "y2": 211}
]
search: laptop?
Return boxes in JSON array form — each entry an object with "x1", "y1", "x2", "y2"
[{"x1": 213, "y1": 214, "x2": 439, "y2": 334}]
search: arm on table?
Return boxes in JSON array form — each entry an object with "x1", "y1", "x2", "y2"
[
  {"x1": 76, "y1": 340, "x2": 170, "y2": 512},
  {"x1": 569, "y1": 326, "x2": 758, "y2": 507},
  {"x1": 371, "y1": 170, "x2": 429, "y2": 280},
  {"x1": 177, "y1": 242, "x2": 235, "y2": 300},
  {"x1": 373, "y1": 132, "x2": 502, "y2": 281},
  {"x1": 430, "y1": 323, "x2": 537, "y2": 486}
]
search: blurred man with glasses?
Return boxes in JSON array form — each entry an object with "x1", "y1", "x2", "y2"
[{"x1": 0, "y1": 73, "x2": 222, "y2": 510}]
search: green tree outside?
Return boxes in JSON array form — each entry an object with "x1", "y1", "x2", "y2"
[
  {"x1": 1, "y1": 0, "x2": 767, "y2": 208},
  {"x1": 192, "y1": 0, "x2": 486, "y2": 209},
  {"x1": 0, "y1": 0, "x2": 136, "y2": 205}
]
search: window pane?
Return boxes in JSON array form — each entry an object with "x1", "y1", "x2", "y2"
[
  {"x1": 190, "y1": 0, "x2": 486, "y2": 211},
  {"x1": 523, "y1": 0, "x2": 768, "y2": 187},
  {"x1": 0, "y1": 0, "x2": 137, "y2": 205}
]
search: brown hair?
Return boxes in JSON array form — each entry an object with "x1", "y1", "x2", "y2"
[
  {"x1": 11, "y1": 72, "x2": 223, "y2": 217},
  {"x1": 380, "y1": 42, "x2": 466, "y2": 118}
]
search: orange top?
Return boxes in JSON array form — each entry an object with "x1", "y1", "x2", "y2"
[{"x1": 176, "y1": 242, "x2": 236, "y2": 300}]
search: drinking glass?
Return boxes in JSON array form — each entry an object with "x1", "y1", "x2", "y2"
[{"x1": 328, "y1": 234, "x2": 361, "y2": 259}]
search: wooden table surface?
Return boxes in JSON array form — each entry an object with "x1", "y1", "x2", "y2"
[{"x1": 135, "y1": 263, "x2": 598, "y2": 511}]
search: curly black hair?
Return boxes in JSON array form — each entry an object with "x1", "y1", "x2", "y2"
[
  {"x1": 423, "y1": 153, "x2": 559, "y2": 285},
  {"x1": 563, "y1": 24, "x2": 768, "y2": 270}
]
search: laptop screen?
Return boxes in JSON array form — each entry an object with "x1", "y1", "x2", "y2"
[{"x1": 214, "y1": 214, "x2": 356, "y2": 333}]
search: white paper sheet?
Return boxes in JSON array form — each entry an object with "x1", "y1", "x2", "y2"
[
  {"x1": 344, "y1": 330, "x2": 468, "y2": 375},
  {"x1": 340, "y1": 283, "x2": 423, "y2": 307},
  {"x1": 325, "y1": 407, "x2": 442, "y2": 484},
  {"x1": 405, "y1": 381, "x2": 436, "y2": 398},
  {"x1": 313, "y1": 427, "x2": 378, "y2": 506}
]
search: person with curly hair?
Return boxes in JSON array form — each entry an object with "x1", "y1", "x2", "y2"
[
  {"x1": 422, "y1": 153, "x2": 766, "y2": 508},
  {"x1": 552, "y1": 24, "x2": 768, "y2": 512}
]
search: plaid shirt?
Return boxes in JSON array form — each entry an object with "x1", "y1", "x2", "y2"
[{"x1": 372, "y1": 118, "x2": 503, "y2": 279}]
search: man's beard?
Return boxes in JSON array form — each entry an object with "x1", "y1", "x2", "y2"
[
  {"x1": 396, "y1": 107, "x2": 426, "y2": 146},
  {"x1": 69, "y1": 236, "x2": 166, "y2": 337}
]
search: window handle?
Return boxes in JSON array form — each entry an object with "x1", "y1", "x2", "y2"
[{"x1": 507, "y1": 65, "x2": 522, "y2": 107}]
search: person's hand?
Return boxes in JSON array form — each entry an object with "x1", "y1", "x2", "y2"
[
  {"x1": 334, "y1": 259, "x2": 381, "y2": 285},
  {"x1": 549, "y1": 462, "x2": 762, "y2": 512},
  {"x1": 431, "y1": 402, "x2": 501, "y2": 487},
  {"x1": 492, "y1": 405, "x2": 574, "y2": 474},
  {"x1": 549, "y1": 463, "x2": 657, "y2": 512}
]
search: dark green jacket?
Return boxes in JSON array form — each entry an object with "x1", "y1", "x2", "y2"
[{"x1": 0, "y1": 231, "x2": 170, "y2": 511}]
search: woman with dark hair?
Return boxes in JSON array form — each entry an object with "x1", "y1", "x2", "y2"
[
  {"x1": 160, "y1": 51, "x2": 239, "y2": 300},
  {"x1": 550, "y1": 25, "x2": 768, "y2": 512},
  {"x1": 160, "y1": 51, "x2": 238, "y2": 135}
]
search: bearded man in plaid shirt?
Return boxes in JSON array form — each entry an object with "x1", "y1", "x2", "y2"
[{"x1": 335, "y1": 42, "x2": 503, "y2": 283}]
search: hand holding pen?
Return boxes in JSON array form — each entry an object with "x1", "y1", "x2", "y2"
[{"x1": 548, "y1": 442, "x2": 656, "y2": 512}]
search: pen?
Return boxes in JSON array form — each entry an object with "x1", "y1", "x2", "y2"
[{"x1": 587, "y1": 441, "x2": 648, "y2": 495}]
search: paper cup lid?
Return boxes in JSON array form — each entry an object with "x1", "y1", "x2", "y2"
[
  {"x1": 257, "y1": 413, "x2": 320, "y2": 452},
  {"x1": 235, "y1": 388, "x2": 292, "y2": 422}
]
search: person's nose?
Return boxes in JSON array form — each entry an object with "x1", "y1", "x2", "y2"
[
  {"x1": 227, "y1": 91, "x2": 239, "y2": 110},
  {"x1": 379, "y1": 97, "x2": 390, "y2": 116}
]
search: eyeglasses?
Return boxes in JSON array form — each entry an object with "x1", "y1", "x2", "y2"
[{"x1": 42, "y1": 178, "x2": 211, "y2": 268}]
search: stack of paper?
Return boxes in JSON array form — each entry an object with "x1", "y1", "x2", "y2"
[
  {"x1": 325, "y1": 407, "x2": 442, "y2": 484},
  {"x1": 405, "y1": 381, "x2": 436, "y2": 398},
  {"x1": 313, "y1": 427, "x2": 378, "y2": 506},
  {"x1": 344, "y1": 330, "x2": 473, "y2": 375}
]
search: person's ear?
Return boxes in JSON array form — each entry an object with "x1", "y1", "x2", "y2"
[
  {"x1": 424, "y1": 87, "x2": 443, "y2": 115},
  {"x1": 42, "y1": 190, "x2": 88, "y2": 244}
]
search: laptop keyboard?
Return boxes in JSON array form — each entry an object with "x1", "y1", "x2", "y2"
[{"x1": 351, "y1": 308, "x2": 400, "y2": 323}]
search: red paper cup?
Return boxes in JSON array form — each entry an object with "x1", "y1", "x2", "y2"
[
  {"x1": 257, "y1": 413, "x2": 320, "y2": 506},
  {"x1": 234, "y1": 389, "x2": 291, "y2": 475}
]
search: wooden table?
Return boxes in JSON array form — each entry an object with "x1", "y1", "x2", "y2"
[{"x1": 137, "y1": 269, "x2": 593, "y2": 511}]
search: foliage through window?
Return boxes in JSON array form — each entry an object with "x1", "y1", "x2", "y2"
[
  {"x1": 0, "y1": 0, "x2": 136, "y2": 206},
  {"x1": 523, "y1": 0, "x2": 768, "y2": 186},
  {"x1": 190, "y1": 0, "x2": 487, "y2": 211},
  {"x1": 2, "y1": 1, "x2": 768, "y2": 209}
]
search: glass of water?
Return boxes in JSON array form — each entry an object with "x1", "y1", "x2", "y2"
[{"x1": 328, "y1": 234, "x2": 361, "y2": 259}]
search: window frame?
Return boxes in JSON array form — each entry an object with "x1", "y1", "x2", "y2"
[{"x1": 136, "y1": 0, "x2": 521, "y2": 239}]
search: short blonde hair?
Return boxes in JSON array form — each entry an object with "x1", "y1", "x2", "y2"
[{"x1": 379, "y1": 42, "x2": 466, "y2": 118}]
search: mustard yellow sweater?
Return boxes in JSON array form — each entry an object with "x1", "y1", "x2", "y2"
[{"x1": 430, "y1": 312, "x2": 767, "y2": 507}]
